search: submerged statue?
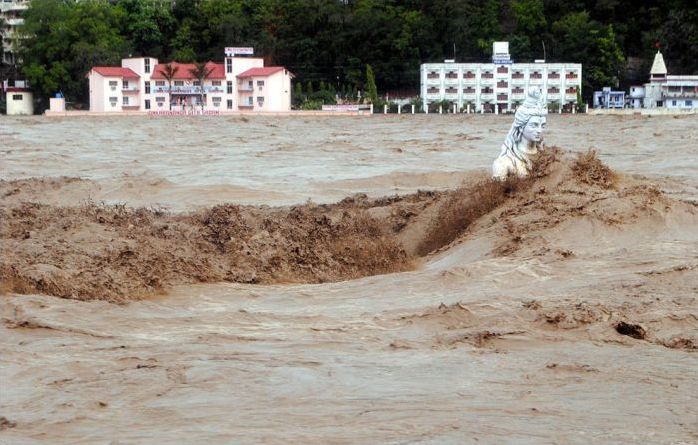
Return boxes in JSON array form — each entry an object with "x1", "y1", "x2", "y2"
[{"x1": 492, "y1": 88, "x2": 548, "y2": 180}]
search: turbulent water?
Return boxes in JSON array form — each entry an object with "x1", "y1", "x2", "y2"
[{"x1": 1, "y1": 114, "x2": 697, "y2": 444}]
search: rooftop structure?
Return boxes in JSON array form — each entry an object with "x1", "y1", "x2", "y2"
[{"x1": 420, "y1": 41, "x2": 582, "y2": 113}]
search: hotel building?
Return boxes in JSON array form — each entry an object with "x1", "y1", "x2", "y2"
[
  {"x1": 87, "y1": 49, "x2": 293, "y2": 113},
  {"x1": 0, "y1": 0, "x2": 27, "y2": 65},
  {"x1": 420, "y1": 41, "x2": 582, "y2": 112}
]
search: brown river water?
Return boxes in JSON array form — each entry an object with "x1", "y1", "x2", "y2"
[{"x1": 1, "y1": 114, "x2": 697, "y2": 444}]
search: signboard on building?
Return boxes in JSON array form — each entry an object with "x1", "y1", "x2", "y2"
[
  {"x1": 322, "y1": 104, "x2": 360, "y2": 112},
  {"x1": 492, "y1": 58, "x2": 513, "y2": 65},
  {"x1": 225, "y1": 47, "x2": 254, "y2": 56}
]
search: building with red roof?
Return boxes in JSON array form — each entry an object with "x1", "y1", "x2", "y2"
[{"x1": 87, "y1": 50, "x2": 293, "y2": 113}]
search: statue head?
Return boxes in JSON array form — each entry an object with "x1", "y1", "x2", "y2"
[{"x1": 503, "y1": 88, "x2": 548, "y2": 154}]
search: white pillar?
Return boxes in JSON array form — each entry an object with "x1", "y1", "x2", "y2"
[
  {"x1": 495, "y1": 104, "x2": 499, "y2": 115},
  {"x1": 384, "y1": 104, "x2": 387, "y2": 114},
  {"x1": 558, "y1": 105, "x2": 562, "y2": 114},
  {"x1": 467, "y1": 104, "x2": 470, "y2": 114},
  {"x1": 425, "y1": 104, "x2": 429, "y2": 114},
  {"x1": 370, "y1": 103, "x2": 374, "y2": 114},
  {"x1": 411, "y1": 104, "x2": 415, "y2": 114},
  {"x1": 572, "y1": 104, "x2": 576, "y2": 114},
  {"x1": 585, "y1": 104, "x2": 589, "y2": 113},
  {"x1": 453, "y1": 103, "x2": 456, "y2": 113},
  {"x1": 439, "y1": 105, "x2": 442, "y2": 114},
  {"x1": 398, "y1": 104, "x2": 401, "y2": 114}
]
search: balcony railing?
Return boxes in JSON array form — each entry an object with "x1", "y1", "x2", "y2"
[
  {"x1": 122, "y1": 86, "x2": 139, "y2": 93},
  {"x1": 664, "y1": 90, "x2": 698, "y2": 98}
]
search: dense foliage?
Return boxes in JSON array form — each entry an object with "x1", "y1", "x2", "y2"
[{"x1": 14, "y1": 0, "x2": 698, "y2": 110}]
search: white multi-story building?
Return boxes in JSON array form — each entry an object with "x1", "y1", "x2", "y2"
[
  {"x1": 640, "y1": 50, "x2": 698, "y2": 110},
  {"x1": 87, "y1": 50, "x2": 293, "y2": 113},
  {"x1": 1, "y1": 0, "x2": 28, "y2": 65},
  {"x1": 421, "y1": 41, "x2": 582, "y2": 113}
]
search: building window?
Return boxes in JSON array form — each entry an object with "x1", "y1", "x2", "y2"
[
  {"x1": 144, "y1": 58, "x2": 150, "y2": 73},
  {"x1": 211, "y1": 80, "x2": 222, "y2": 86},
  {"x1": 248, "y1": 96, "x2": 253, "y2": 106},
  {"x1": 497, "y1": 81, "x2": 508, "y2": 88},
  {"x1": 145, "y1": 81, "x2": 150, "y2": 94},
  {"x1": 226, "y1": 58, "x2": 232, "y2": 73},
  {"x1": 497, "y1": 94, "x2": 508, "y2": 101},
  {"x1": 497, "y1": 66, "x2": 508, "y2": 74},
  {"x1": 445, "y1": 87, "x2": 457, "y2": 94},
  {"x1": 464, "y1": 71, "x2": 475, "y2": 79},
  {"x1": 548, "y1": 87, "x2": 560, "y2": 94},
  {"x1": 548, "y1": 72, "x2": 560, "y2": 79},
  {"x1": 227, "y1": 81, "x2": 233, "y2": 94},
  {"x1": 193, "y1": 80, "x2": 201, "y2": 86},
  {"x1": 174, "y1": 80, "x2": 184, "y2": 86},
  {"x1": 512, "y1": 72, "x2": 524, "y2": 79},
  {"x1": 257, "y1": 80, "x2": 265, "y2": 86},
  {"x1": 145, "y1": 99, "x2": 151, "y2": 110},
  {"x1": 155, "y1": 81, "x2": 165, "y2": 86},
  {"x1": 123, "y1": 96, "x2": 129, "y2": 105},
  {"x1": 248, "y1": 81, "x2": 253, "y2": 89},
  {"x1": 481, "y1": 72, "x2": 493, "y2": 79},
  {"x1": 109, "y1": 80, "x2": 118, "y2": 90},
  {"x1": 212, "y1": 97, "x2": 222, "y2": 107},
  {"x1": 109, "y1": 97, "x2": 118, "y2": 107},
  {"x1": 156, "y1": 97, "x2": 165, "y2": 107},
  {"x1": 464, "y1": 87, "x2": 475, "y2": 94},
  {"x1": 530, "y1": 72, "x2": 542, "y2": 79},
  {"x1": 257, "y1": 96, "x2": 264, "y2": 106},
  {"x1": 445, "y1": 72, "x2": 457, "y2": 79},
  {"x1": 686, "y1": 100, "x2": 693, "y2": 107},
  {"x1": 12, "y1": 94, "x2": 22, "y2": 101},
  {"x1": 427, "y1": 87, "x2": 439, "y2": 94},
  {"x1": 672, "y1": 100, "x2": 677, "y2": 106},
  {"x1": 427, "y1": 71, "x2": 439, "y2": 79},
  {"x1": 481, "y1": 87, "x2": 493, "y2": 94},
  {"x1": 227, "y1": 99, "x2": 233, "y2": 109},
  {"x1": 123, "y1": 80, "x2": 129, "y2": 89}
]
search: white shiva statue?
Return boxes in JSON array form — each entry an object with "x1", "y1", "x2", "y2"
[{"x1": 492, "y1": 88, "x2": 548, "y2": 180}]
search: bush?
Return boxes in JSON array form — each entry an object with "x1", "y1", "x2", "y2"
[
  {"x1": 299, "y1": 100, "x2": 324, "y2": 110},
  {"x1": 307, "y1": 89, "x2": 336, "y2": 105}
]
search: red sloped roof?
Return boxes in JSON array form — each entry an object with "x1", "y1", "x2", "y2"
[
  {"x1": 91, "y1": 67, "x2": 140, "y2": 78},
  {"x1": 151, "y1": 61, "x2": 226, "y2": 80},
  {"x1": 236, "y1": 67, "x2": 285, "y2": 78}
]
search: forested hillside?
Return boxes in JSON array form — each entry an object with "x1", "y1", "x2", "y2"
[{"x1": 16, "y1": 0, "x2": 698, "y2": 108}]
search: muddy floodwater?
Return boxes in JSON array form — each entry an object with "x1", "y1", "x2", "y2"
[{"x1": 1, "y1": 114, "x2": 698, "y2": 444}]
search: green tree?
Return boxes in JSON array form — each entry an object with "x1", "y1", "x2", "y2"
[
  {"x1": 293, "y1": 81, "x2": 303, "y2": 107},
  {"x1": 306, "y1": 80, "x2": 313, "y2": 95},
  {"x1": 160, "y1": 63, "x2": 179, "y2": 110},
  {"x1": 189, "y1": 62, "x2": 214, "y2": 111},
  {"x1": 552, "y1": 12, "x2": 625, "y2": 99},
  {"x1": 365, "y1": 64, "x2": 378, "y2": 104},
  {"x1": 19, "y1": 0, "x2": 130, "y2": 111},
  {"x1": 119, "y1": 0, "x2": 175, "y2": 59}
]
